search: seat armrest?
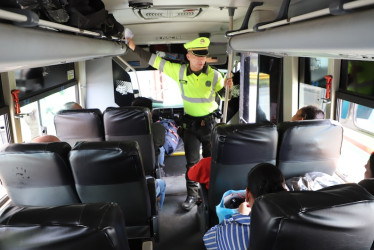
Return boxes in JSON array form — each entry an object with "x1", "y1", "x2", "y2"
[
  {"x1": 198, "y1": 185, "x2": 210, "y2": 233},
  {"x1": 146, "y1": 175, "x2": 158, "y2": 216}
]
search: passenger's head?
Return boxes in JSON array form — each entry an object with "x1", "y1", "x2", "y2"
[
  {"x1": 291, "y1": 105, "x2": 325, "y2": 121},
  {"x1": 364, "y1": 152, "x2": 374, "y2": 179},
  {"x1": 131, "y1": 97, "x2": 153, "y2": 112},
  {"x1": 63, "y1": 102, "x2": 82, "y2": 110},
  {"x1": 31, "y1": 135, "x2": 60, "y2": 143},
  {"x1": 184, "y1": 37, "x2": 209, "y2": 72},
  {"x1": 246, "y1": 163, "x2": 286, "y2": 206}
]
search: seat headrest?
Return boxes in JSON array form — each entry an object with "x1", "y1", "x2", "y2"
[
  {"x1": 359, "y1": 178, "x2": 374, "y2": 195},
  {"x1": 212, "y1": 122, "x2": 278, "y2": 165},
  {"x1": 54, "y1": 108, "x2": 104, "y2": 145},
  {"x1": 249, "y1": 184, "x2": 374, "y2": 250},
  {"x1": 103, "y1": 106, "x2": 152, "y2": 136},
  {"x1": 277, "y1": 119, "x2": 343, "y2": 178},
  {"x1": 70, "y1": 141, "x2": 145, "y2": 184},
  {"x1": 0, "y1": 202, "x2": 129, "y2": 250}
]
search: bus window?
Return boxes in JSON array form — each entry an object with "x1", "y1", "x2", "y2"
[
  {"x1": 20, "y1": 86, "x2": 77, "y2": 141},
  {"x1": 299, "y1": 57, "x2": 329, "y2": 112},
  {"x1": 337, "y1": 100, "x2": 373, "y2": 183},
  {"x1": 241, "y1": 53, "x2": 282, "y2": 124},
  {"x1": 128, "y1": 70, "x2": 183, "y2": 108}
]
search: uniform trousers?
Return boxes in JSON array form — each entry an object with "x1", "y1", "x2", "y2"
[{"x1": 183, "y1": 115, "x2": 215, "y2": 197}]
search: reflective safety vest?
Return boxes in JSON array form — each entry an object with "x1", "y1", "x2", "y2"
[{"x1": 149, "y1": 54, "x2": 224, "y2": 117}]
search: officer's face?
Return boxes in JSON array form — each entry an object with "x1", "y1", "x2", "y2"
[{"x1": 187, "y1": 52, "x2": 207, "y2": 72}]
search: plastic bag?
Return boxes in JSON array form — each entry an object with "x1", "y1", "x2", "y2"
[{"x1": 216, "y1": 189, "x2": 246, "y2": 223}]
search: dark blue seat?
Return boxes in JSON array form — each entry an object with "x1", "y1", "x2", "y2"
[
  {"x1": 69, "y1": 141, "x2": 159, "y2": 241},
  {"x1": 277, "y1": 119, "x2": 343, "y2": 179},
  {"x1": 54, "y1": 109, "x2": 104, "y2": 146},
  {"x1": 103, "y1": 106, "x2": 156, "y2": 177},
  {"x1": 201, "y1": 122, "x2": 278, "y2": 227},
  {"x1": 249, "y1": 183, "x2": 374, "y2": 250},
  {"x1": 0, "y1": 142, "x2": 80, "y2": 207},
  {"x1": 0, "y1": 202, "x2": 130, "y2": 250}
]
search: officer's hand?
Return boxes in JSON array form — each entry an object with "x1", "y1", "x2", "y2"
[
  {"x1": 224, "y1": 77, "x2": 233, "y2": 89},
  {"x1": 127, "y1": 38, "x2": 136, "y2": 51}
]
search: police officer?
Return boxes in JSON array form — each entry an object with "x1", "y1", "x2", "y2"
[{"x1": 127, "y1": 35, "x2": 233, "y2": 211}]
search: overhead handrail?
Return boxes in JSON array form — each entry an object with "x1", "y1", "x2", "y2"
[
  {"x1": 253, "y1": 0, "x2": 290, "y2": 31},
  {"x1": 222, "y1": 7, "x2": 235, "y2": 124},
  {"x1": 226, "y1": 0, "x2": 374, "y2": 37},
  {"x1": 115, "y1": 56, "x2": 142, "y2": 97},
  {"x1": 225, "y1": 2, "x2": 263, "y2": 37}
]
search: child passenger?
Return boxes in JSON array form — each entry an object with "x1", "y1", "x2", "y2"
[{"x1": 203, "y1": 163, "x2": 286, "y2": 250}]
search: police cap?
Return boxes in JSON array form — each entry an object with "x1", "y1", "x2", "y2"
[{"x1": 184, "y1": 37, "x2": 210, "y2": 57}]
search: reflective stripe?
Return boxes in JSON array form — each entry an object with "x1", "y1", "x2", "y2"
[
  {"x1": 179, "y1": 66, "x2": 220, "y2": 104},
  {"x1": 149, "y1": 54, "x2": 157, "y2": 66},
  {"x1": 179, "y1": 65, "x2": 186, "y2": 81},
  {"x1": 159, "y1": 59, "x2": 166, "y2": 72}
]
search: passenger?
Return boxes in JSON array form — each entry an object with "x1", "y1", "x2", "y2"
[
  {"x1": 358, "y1": 152, "x2": 374, "y2": 195},
  {"x1": 62, "y1": 102, "x2": 82, "y2": 110},
  {"x1": 203, "y1": 163, "x2": 286, "y2": 250},
  {"x1": 364, "y1": 152, "x2": 374, "y2": 179},
  {"x1": 31, "y1": 135, "x2": 60, "y2": 143},
  {"x1": 291, "y1": 105, "x2": 324, "y2": 121},
  {"x1": 126, "y1": 33, "x2": 233, "y2": 211}
]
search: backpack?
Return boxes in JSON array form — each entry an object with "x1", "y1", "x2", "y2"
[
  {"x1": 158, "y1": 119, "x2": 180, "y2": 155},
  {"x1": 67, "y1": 0, "x2": 124, "y2": 38}
]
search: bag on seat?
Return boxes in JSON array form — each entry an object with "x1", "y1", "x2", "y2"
[
  {"x1": 158, "y1": 119, "x2": 180, "y2": 155},
  {"x1": 216, "y1": 189, "x2": 246, "y2": 223}
]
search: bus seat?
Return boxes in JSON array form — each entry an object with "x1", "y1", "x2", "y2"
[
  {"x1": 358, "y1": 178, "x2": 374, "y2": 195},
  {"x1": 277, "y1": 120, "x2": 343, "y2": 179},
  {"x1": 54, "y1": 109, "x2": 105, "y2": 147},
  {"x1": 0, "y1": 202, "x2": 130, "y2": 250},
  {"x1": 103, "y1": 106, "x2": 156, "y2": 176},
  {"x1": 249, "y1": 183, "x2": 374, "y2": 250},
  {"x1": 0, "y1": 142, "x2": 80, "y2": 207},
  {"x1": 206, "y1": 123, "x2": 278, "y2": 226},
  {"x1": 69, "y1": 141, "x2": 159, "y2": 241}
]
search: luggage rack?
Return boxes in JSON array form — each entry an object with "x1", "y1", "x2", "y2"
[{"x1": 0, "y1": 8, "x2": 123, "y2": 42}]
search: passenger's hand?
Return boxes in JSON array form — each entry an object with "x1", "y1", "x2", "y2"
[
  {"x1": 224, "y1": 77, "x2": 233, "y2": 90},
  {"x1": 238, "y1": 201, "x2": 251, "y2": 215}
]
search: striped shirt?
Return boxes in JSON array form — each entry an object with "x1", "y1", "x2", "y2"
[{"x1": 203, "y1": 213, "x2": 251, "y2": 250}]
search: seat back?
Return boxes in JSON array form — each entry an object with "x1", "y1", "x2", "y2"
[
  {"x1": 208, "y1": 123, "x2": 278, "y2": 224},
  {"x1": 359, "y1": 178, "x2": 374, "y2": 195},
  {"x1": 69, "y1": 141, "x2": 156, "y2": 239},
  {"x1": 103, "y1": 106, "x2": 156, "y2": 176},
  {"x1": 277, "y1": 119, "x2": 343, "y2": 179},
  {"x1": 54, "y1": 109, "x2": 104, "y2": 146},
  {"x1": 0, "y1": 202, "x2": 130, "y2": 250},
  {"x1": 0, "y1": 142, "x2": 80, "y2": 206},
  {"x1": 249, "y1": 184, "x2": 374, "y2": 250}
]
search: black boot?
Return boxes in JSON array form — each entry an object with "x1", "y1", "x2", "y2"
[{"x1": 181, "y1": 196, "x2": 198, "y2": 211}]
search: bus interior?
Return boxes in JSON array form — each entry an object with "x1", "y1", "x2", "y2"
[{"x1": 0, "y1": 0, "x2": 374, "y2": 249}]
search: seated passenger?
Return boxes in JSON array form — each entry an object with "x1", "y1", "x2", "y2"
[
  {"x1": 62, "y1": 102, "x2": 82, "y2": 110},
  {"x1": 364, "y1": 152, "x2": 374, "y2": 179},
  {"x1": 291, "y1": 105, "x2": 324, "y2": 121},
  {"x1": 31, "y1": 135, "x2": 60, "y2": 143},
  {"x1": 203, "y1": 163, "x2": 286, "y2": 250}
]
